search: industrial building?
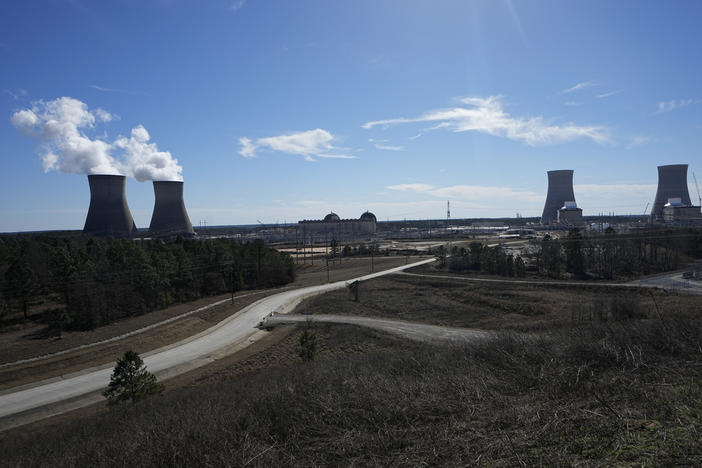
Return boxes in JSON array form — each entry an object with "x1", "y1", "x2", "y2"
[
  {"x1": 298, "y1": 211, "x2": 377, "y2": 239},
  {"x1": 557, "y1": 201, "x2": 584, "y2": 227},
  {"x1": 541, "y1": 170, "x2": 578, "y2": 225},
  {"x1": 148, "y1": 181, "x2": 196, "y2": 238},
  {"x1": 83, "y1": 174, "x2": 138, "y2": 237},
  {"x1": 661, "y1": 197, "x2": 702, "y2": 225},
  {"x1": 650, "y1": 164, "x2": 695, "y2": 223}
]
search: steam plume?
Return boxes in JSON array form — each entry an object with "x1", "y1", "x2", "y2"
[{"x1": 11, "y1": 97, "x2": 183, "y2": 181}]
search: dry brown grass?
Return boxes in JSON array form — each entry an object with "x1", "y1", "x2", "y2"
[{"x1": 1, "y1": 316, "x2": 701, "y2": 466}]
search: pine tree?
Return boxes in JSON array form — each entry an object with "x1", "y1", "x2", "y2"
[{"x1": 103, "y1": 350, "x2": 164, "y2": 406}]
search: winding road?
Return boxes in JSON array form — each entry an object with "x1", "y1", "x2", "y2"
[{"x1": 0, "y1": 258, "x2": 436, "y2": 430}]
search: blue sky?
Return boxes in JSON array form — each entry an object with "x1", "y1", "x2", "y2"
[{"x1": 1, "y1": 0, "x2": 701, "y2": 231}]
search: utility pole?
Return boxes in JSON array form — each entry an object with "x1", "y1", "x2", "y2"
[{"x1": 447, "y1": 200, "x2": 451, "y2": 229}]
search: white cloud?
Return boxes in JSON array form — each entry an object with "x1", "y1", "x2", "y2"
[
  {"x1": 89, "y1": 84, "x2": 149, "y2": 96},
  {"x1": 626, "y1": 136, "x2": 652, "y2": 150},
  {"x1": 230, "y1": 0, "x2": 246, "y2": 12},
  {"x1": 386, "y1": 183, "x2": 542, "y2": 202},
  {"x1": 238, "y1": 128, "x2": 356, "y2": 161},
  {"x1": 113, "y1": 125, "x2": 183, "y2": 182},
  {"x1": 656, "y1": 99, "x2": 696, "y2": 114},
  {"x1": 564, "y1": 101, "x2": 582, "y2": 107},
  {"x1": 375, "y1": 144, "x2": 404, "y2": 151},
  {"x1": 408, "y1": 133, "x2": 422, "y2": 140},
  {"x1": 596, "y1": 91, "x2": 620, "y2": 99},
  {"x1": 238, "y1": 137, "x2": 257, "y2": 158},
  {"x1": 363, "y1": 95, "x2": 608, "y2": 146},
  {"x1": 11, "y1": 96, "x2": 182, "y2": 181},
  {"x1": 559, "y1": 81, "x2": 596, "y2": 94},
  {"x1": 386, "y1": 184, "x2": 436, "y2": 192}
]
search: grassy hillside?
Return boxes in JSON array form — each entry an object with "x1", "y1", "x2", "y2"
[{"x1": 2, "y1": 316, "x2": 701, "y2": 466}]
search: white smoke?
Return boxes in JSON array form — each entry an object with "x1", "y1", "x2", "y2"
[{"x1": 11, "y1": 97, "x2": 183, "y2": 181}]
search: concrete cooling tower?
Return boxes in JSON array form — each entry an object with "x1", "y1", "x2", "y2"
[
  {"x1": 540, "y1": 170, "x2": 576, "y2": 225},
  {"x1": 650, "y1": 164, "x2": 692, "y2": 223},
  {"x1": 148, "y1": 181, "x2": 195, "y2": 238},
  {"x1": 83, "y1": 174, "x2": 138, "y2": 237}
]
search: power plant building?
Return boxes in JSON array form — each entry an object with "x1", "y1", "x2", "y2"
[
  {"x1": 148, "y1": 181, "x2": 195, "y2": 238},
  {"x1": 650, "y1": 164, "x2": 693, "y2": 223},
  {"x1": 557, "y1": 201, "x2": 584, "y2": 227},
  {"x1": 661, "y1": 197, "x2": 702, "y2": 226},
  {"x1": 298, "y1": 211, "x2": 377, "y2": 239},
  {"x1": 541, "y1": 170, "x2": 578, "y2": 225},
  {"x1": 83, "y1": 174, "x2": 138, "y2": 237}
]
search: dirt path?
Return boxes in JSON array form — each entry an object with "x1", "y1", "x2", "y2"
[{"x1": 264, "y1": 314, "x2": 490, "y2": 343}]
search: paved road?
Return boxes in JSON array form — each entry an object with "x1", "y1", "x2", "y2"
[
  {"x1": 264, "y1": 314, "x2": 490, "y2": 344},
  {"x1": 0, "y1": 258, "x2": 436, "y2": 429}
]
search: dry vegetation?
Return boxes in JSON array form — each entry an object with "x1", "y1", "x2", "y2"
[
  {"x1": 297, "y1": 268, "x2": 701, "y2": 332},
  {"x1": 2, "y1": 262, "x2": 701, "y2": 466},
  {"x1": 1, "y1": 317, "x2": 701, "y2": 466}
]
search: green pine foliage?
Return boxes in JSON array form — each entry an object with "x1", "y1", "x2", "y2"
[
  {"x1": 103, "y1": 350, "x2": 164, "y2": 406},
  {"x1": 0, "y1": 235, "x2": 295, "y2": 329},
  {"x1": 298, "y1": 329, "x2": 318, "y2": 362}
]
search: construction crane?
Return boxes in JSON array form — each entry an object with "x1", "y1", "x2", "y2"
[
  {"x1": 694, "y1": 172, "x2": 702, "y2": 206},
  {"x1": 642, "y1": 202, "x2": 649, "y2": 216}
]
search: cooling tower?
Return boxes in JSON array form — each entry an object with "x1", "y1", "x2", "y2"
[
  {"x1": 650, "y1": 164, "x2": 692, "y2": 223},
  {"x1": 148, "y1": 181, "x2": 195, "y2": 238},
  {"x1": 540, "y1": 170, "x2": 576, "y2": 225},
  {"x1": 83, "y1": 175, "x2": 138, "y2": 237}
]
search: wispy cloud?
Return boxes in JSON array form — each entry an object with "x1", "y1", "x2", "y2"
[
  {"x1": 363, "y1": 95, "x2": 608, "y2": 146},
  {"x1": 90, "y1": 84, "x2": 150, "y2": 96},
  {"x1": 386, "y1": 183, "x2": 542, "y2": 202},
  {"x1": 230, "y1": 0, "x2": 246, "y2": 12},
  {"x1": 626, "y1": 136, "x2": 652, "y2": 150},
  {"x1": 3, "y1": 88, "x2": 27, "y2": 100},
  {"x1": 408, "y1": 133, "x2": 422, "y2": 140},
  {"x1": 238, "y1": 129, "x2": 357, "y2": 162},
  {"x1": 564, "y1": 101, "x2": 582, "y2": 107},
  {"x1": 559, "y1": 81, "x2": 596, "y2": 94},
  {"x1": 375, "y1": 144, "x2": 404, "y2": 151},
  {"x1": 656, "y1": 98, "x2": 697, "y2": 114},
  {"x1": 596, "y1": 90, "x2": 620, "y2": 99}
]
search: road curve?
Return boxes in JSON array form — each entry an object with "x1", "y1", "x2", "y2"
[
  {"x1": 264, "y1": 314, "x2": 490, "y2": 344},
  {"x1": 0, "y1": 258, "x2": 435, "y2": 428}
]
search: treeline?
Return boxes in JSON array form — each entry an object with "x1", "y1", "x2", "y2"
[
  {"x1": 535, "y1": 227, "x2": 702, "y2": 279},
  {"x1": 0, "y1": 236, "x2": 295, "y2": 331},
  {"x1": 443, "y1": 243, "x2": 527, "y2": 277}
]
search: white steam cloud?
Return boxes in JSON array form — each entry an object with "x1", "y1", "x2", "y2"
[{"x1": 11, "y1": 97, "x2": 183, "y2": 181}]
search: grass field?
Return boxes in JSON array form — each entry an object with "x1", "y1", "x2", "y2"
[{"x1": 2, "y1": 316, "x2": 700, "y2": 466}]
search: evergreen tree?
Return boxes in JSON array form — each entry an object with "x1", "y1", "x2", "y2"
[{"x1": 103, "y1": 350, "x2": 164, "y2": 406}]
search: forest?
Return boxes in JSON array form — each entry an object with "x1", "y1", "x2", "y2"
[
  {"x1": 0, "y1": 235, "x2": 295, "y2": 331},
  {"x1": 444, "y1": 227, "x2": 702, "y2": 280}
]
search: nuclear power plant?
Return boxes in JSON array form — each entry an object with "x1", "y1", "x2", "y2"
[
  {"x1": 83, "y1": 174, "x2": 138, "y2": 237},
  {"x1": 540, "y1": 170, "x2": 579, "y2": 225},
  {"x1": 298, "y1": 211, "x2": 377, "y2": 239},
  {"x1": 649, "y1": 164, "x2": 694, "y2": 223},
  {"x1": 148, "y1": 181, "x2": 195, "y2": 238}
]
